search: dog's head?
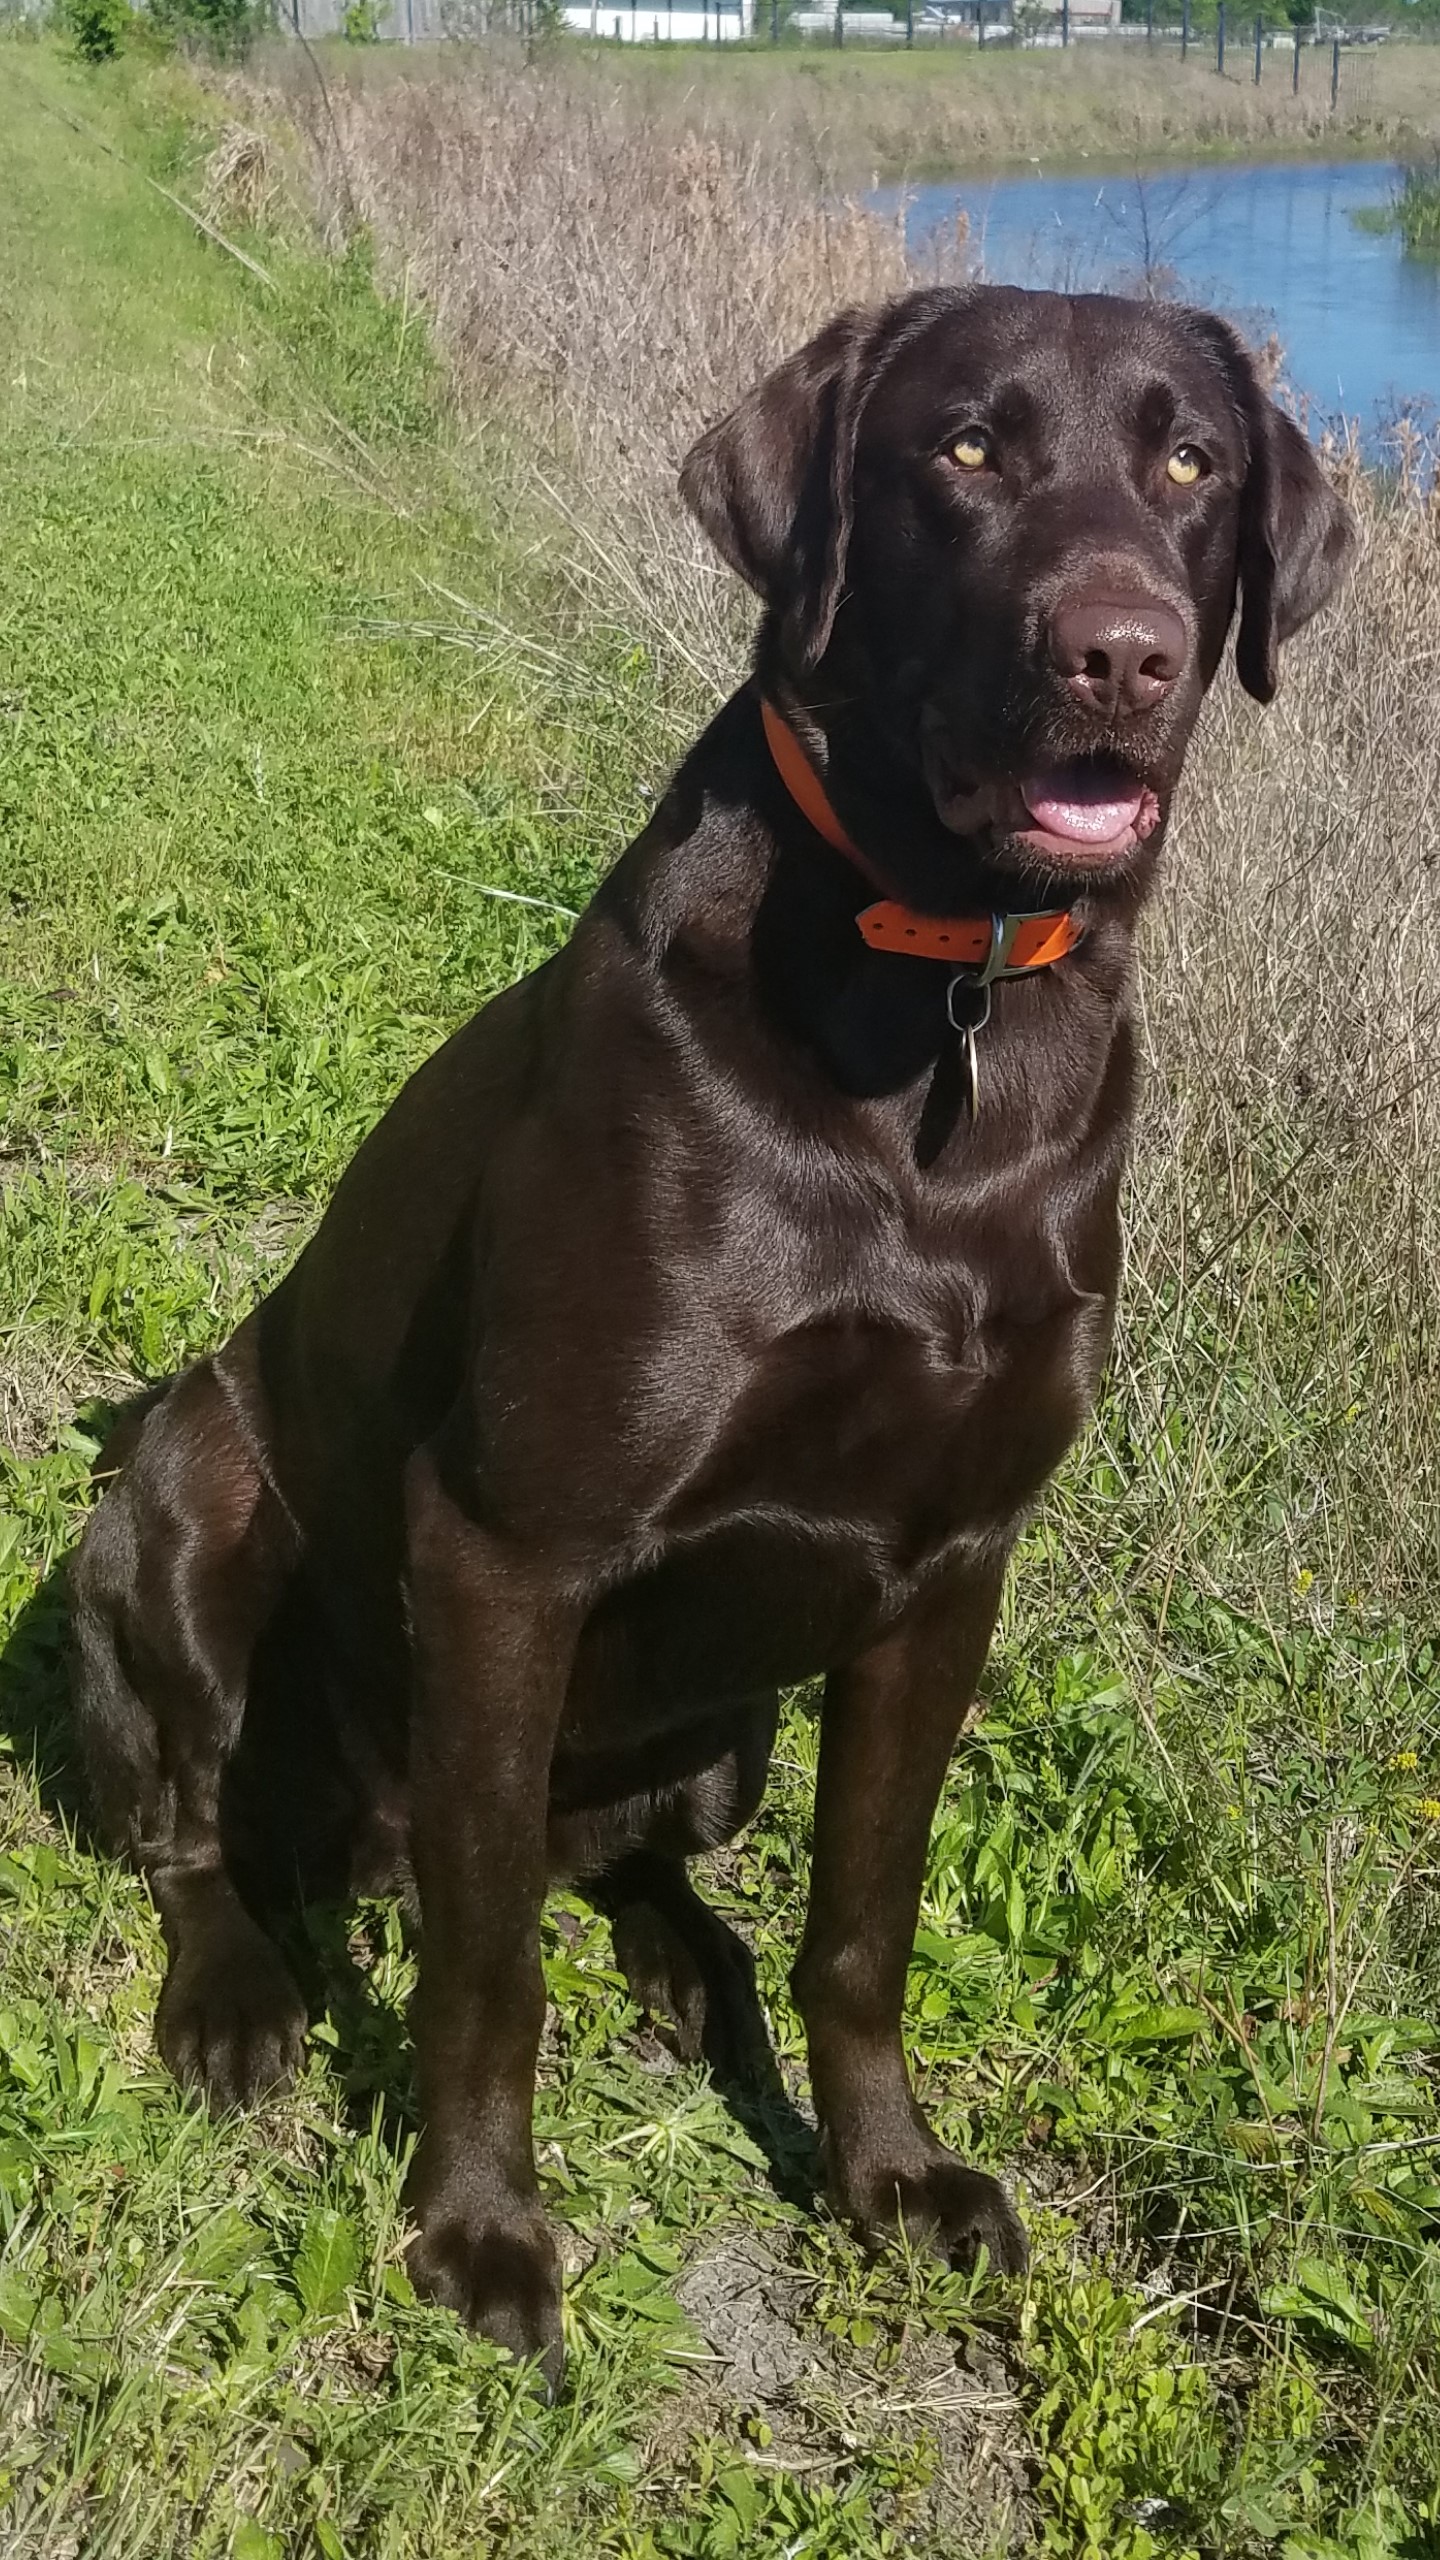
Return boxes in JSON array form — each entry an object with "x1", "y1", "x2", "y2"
[{"x1": 681, "y1": 285, "x2": 1353, "y2": 894}]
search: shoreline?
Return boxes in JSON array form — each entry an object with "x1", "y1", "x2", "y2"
[{"x1": 866, "y1": 136, "x2": 1405, "y2": 182}]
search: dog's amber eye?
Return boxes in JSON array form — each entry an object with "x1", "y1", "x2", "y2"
[
  {"x1": 949, "y1": 430, "x2": 991, "y2": 472},
  {"x1": 1166, "y1": 445, "x2": 1206, "y2": 487}
]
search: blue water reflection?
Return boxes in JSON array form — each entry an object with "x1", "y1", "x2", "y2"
[{"x1": 880, "y1": 160, "x2": 1440, "y2": 437}]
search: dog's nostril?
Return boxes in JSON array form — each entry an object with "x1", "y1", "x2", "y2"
[{"x1": 1083, "y1": 649, "x2": 1110, "y2": 681}]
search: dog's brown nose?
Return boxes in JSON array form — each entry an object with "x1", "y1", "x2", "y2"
[{"x1": 1049, "y1": 598, "x2": 1187, "y2": 719}]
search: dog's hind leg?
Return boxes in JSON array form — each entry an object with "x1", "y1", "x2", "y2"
[
  {"x1": 587, "y1": 1694, "x2": 779, "y2": 2080},
  {"x1": 72, "y1": 1350, "x2": 307, "y2": 2108},
  {"x1": 594, "y1": 1852, "x2": 772, "y2": 2082}
]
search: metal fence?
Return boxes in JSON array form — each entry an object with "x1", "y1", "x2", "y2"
[{"x1": 274, "y1": 0, "x2": 1396, "y2": 85}]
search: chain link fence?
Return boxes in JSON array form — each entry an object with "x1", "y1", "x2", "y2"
[{"x1": 268, "y1": 0, "x2": 1398, "y2": 84}]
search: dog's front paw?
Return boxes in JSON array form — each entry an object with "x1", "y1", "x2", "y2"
[
  {"x1": 829, "y1": 2145, "x2": 1028, "y2": 2277},
  {"x1": 408, "y1": 2202, "x2": 565, "y2": 2395}
]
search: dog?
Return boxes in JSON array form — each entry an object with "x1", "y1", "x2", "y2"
[{"x1": 72, "y1": 285, "x2": 1352, "y2": 2392}]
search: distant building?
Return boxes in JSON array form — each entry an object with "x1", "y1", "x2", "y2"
[
  {"x1": 1019, "y1": 0, "x2": 1124, "y2": 31},
  {"x1": 924, "y1": 0, "x2": 1124, "y2": 26},
  {"x1": 561, "y1": 0, "x2": 752, "y2": 31},
  {"x1": 557, "y1": 0, "x2": 1126, "y2": 32}
]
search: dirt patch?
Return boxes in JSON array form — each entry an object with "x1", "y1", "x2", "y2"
[
  {"x1": 0, "y1": 1343, "x2": 129, "y2": 1462},
  {"x1": 673, "y1": 2230, "x2": 1033, "y2": 2554},
  {"x1": 677, "y1": 2231, "x2": 815, "y2": 2404}
]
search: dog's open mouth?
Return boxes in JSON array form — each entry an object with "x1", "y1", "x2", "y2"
[
  {"x1": 1016, "y1": 758, "x2": 1160, "y2": 862},
  {"x1": 924, "y1": 737, "x2": 1163, "y2": 868}
]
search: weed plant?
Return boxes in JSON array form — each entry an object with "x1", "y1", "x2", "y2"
[{"x1": 1395, "y1": 155, "x2": 1440, "y2": 252}]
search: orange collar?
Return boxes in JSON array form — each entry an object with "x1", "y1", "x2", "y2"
[{"x1": 760, "y1": 697, "x2": 1082, "y2": 978}]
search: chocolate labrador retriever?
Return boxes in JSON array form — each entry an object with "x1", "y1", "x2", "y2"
[{"x1": 72, "y1": 285, "x2": 1352, "y2": 2388}]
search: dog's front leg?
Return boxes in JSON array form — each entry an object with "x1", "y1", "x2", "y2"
[
  {"x1": 402, "y1": 1441, "x2": 580, "y2": 2393},
  {"x1": 793, "y1": 1547, "x2": 1028, "y2": 2276}
]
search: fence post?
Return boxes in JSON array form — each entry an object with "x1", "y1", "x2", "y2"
[
  {"x1": 1331, "y1": 35, "x2": 1340, "y2": 107},
  {"x1": 978, "y1": 0, "x2": 985, "y2": 43},
  {"x1": 1146, "y1": 0, "x2": 1153, "y2": 38},
  {"x1": 1216, "y1": 0, "x2": 1224, "y2": 74},
  {"x1": 906, "y1": 0, "x2": 913, "y2": 41},
  {"x1": 834, "y1": 0, "x2": 843, "y2": 40},
  {"x1": 1292, "y1": 23, "x2": 1300, "y2": 91},
  {"x1": 1253, "y1": 12, "x2": 1261, "y2": 80},
  {"x1": 1180, "y1": 0, "x2": 1188, "y2": 59},
  {"x1": 771, "y1": 0, "x2": 778, "y2": 34},
  {"x1": 1061, "y1": 0, "x2": 1069, "y2": 43}
]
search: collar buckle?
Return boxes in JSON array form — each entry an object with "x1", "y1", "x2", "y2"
[{"x1": 761, "y1": 698, "x2": 1083, "y2": 983}]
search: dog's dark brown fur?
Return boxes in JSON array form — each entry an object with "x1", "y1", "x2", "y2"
[{"x1": 72, "y1": 286, "x2": 1352, "y2": 2389}]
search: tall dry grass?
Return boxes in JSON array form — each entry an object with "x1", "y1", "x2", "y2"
[
  {"x1": 252, "y1": 33, "x2": 1440, "y2": 190},
  {"x1": 628, "y1": 36, "x2": 1440, "y2": 181},
  {"x1": 1099, "y1": 456, "x2": 1440, "y2": 1622},
  {"x1": 232, "y1": 46, "x2": 1440, "y2": 1617},
  {"x1": 240, "y1": 52, "x2": 916, "y2": 484}
]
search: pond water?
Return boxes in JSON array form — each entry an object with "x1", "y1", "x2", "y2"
[{"x1": 881, "y1": 158, "x2": 1440, "y2": 441}]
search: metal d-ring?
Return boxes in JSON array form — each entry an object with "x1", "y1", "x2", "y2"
[
  {"x1": 945, "y1": 973, "x2": 993, "y2": 1039},
  {"x1": 945, "y1": 970, "x2": 992, "y2": 1119}
]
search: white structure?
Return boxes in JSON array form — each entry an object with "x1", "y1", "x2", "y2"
[
  {"x1": 1030, "y1": 0, "x2": 1124, "y2": 29},
  {"x1": 790, "y1": 6, "x2": 905, "y2": 31},
  {"x1": 562, "y1": 0, "x2": 753, "y2": 32}
]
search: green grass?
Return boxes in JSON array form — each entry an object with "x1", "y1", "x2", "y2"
[
  {"x1": 2, "y1": 39, "x2": 1439, "y2": 2560},
  {"x1": 1353, "y1": 155, "x2": 1440, "y2": 251},
  {"x1": 1393, "y1": 157, "x2": 1440, "y2": 251}
]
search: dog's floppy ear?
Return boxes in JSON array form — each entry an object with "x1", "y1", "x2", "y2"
[
  {"x1": 679, "y1": 307, "x2": 882, "y2": 672},
  {"x1": 1188, "y1": 310, "x2": 1355, "y2": 705},
  {"x1": 1229, "y1": 360, "x2": 1354, "y2": 708},
  {"x1": 1235, "y1": 398, "x2": 1355, "y2": 704}
]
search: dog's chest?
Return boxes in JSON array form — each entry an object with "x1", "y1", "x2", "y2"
[
  {"x1": 680, "y1": 1269, "x2": 1096, "y2": 1546},
  {"x1": 589, "y1": 1244, "x2": 1110, "y2": 1706}
]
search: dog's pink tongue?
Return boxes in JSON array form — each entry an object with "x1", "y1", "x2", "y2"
[{"x1": 1022, "y1": 763, "x2": 1147, "y2": 845}]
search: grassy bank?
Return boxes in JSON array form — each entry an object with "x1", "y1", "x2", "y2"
[
  {"x1": 3, "y1": 35, "x2": 1440, "y2": 2560},
  {"x1": 274, "y1": 27, "x2": 1440, "y2": 182}
]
